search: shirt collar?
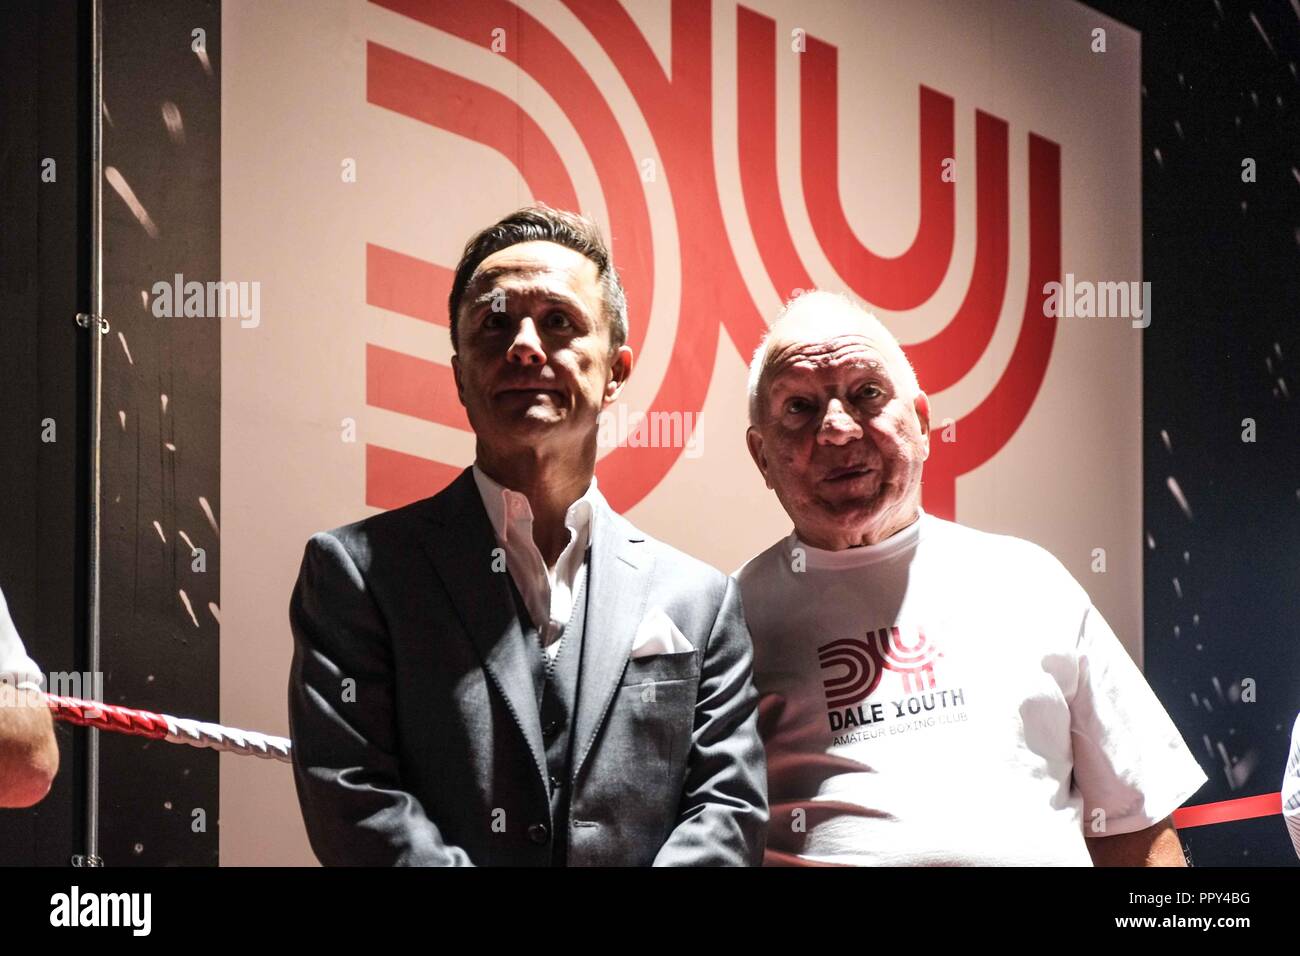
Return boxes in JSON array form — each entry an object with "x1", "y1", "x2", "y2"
[
  {"x1": 471, "y1": 462, "x2": 601, "y2": 547},
  {"x1": 790, "y1": 507, "x2": 929, "y2": 569}
]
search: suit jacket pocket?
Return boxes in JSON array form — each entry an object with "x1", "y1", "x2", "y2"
[
  {"x1": 619, "y1": 649, "x2": 700, "y2": 686},
  {"x1": 611, "y1": 654, "x2": 699, "y2": 817}
]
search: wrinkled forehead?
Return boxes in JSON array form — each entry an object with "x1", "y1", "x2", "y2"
[{"x1": 764, "y1": 330, "x2": 898, "y2": 389}]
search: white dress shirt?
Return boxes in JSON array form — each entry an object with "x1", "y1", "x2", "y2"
[
  {"x1": 472, "y1": 464, "x2": 601, "y2": 661},
  {"x1": 0, "y1": 584, "x2": 43, "y2": 692}
]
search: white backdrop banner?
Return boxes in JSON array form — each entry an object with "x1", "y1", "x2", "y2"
[{"x1": 220, "y1": 0, "x2": 1141, "y2": 864}]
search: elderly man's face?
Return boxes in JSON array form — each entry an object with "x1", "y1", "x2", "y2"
[
  {"x1": 746, "y1": 316, "x2": 931, "y2": 549},
  {"x1": 452, "y1": 241, "x2": 631, "y2": 457}
]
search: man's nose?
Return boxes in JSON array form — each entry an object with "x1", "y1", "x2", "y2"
[
  {"x1": 817, "y1": 398, "x2": 863, "y2": 445},
  {"x1": 506, "y1": 316, "x2": 546, "y2": 366}
]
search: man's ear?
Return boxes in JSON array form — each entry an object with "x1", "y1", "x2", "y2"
[
  {"x1": 746, "y1": 426, "x2": 773, "y2": 490},
  {"x1": 603, "y1": 345, "x2": 634, "y2": 407},
  {"x1": 451, "y1": 353, "x2": 466, "y2": 406},
  {"x1": 914, "y1": 390, "x2": 931, "y2": 461}
]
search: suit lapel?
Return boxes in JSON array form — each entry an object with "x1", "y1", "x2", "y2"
[
  {"x1": 571, "y1": 499, "x2": 653, "y2": 785},
  {"x1": 419, "y1": 468, "x2": 547, "y2": 784}
]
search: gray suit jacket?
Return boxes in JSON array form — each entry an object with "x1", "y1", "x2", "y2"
[{"x1": 287, "y1": 466, "x2": 767, "y2": 865}]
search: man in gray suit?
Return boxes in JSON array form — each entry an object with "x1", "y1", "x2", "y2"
[{"x1": 288, "y1": 205, "x2": 767, "y2": 866}]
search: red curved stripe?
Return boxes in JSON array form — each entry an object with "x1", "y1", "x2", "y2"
[
  {"x1": 372, "y1": 0, "x2": 706, "y2": 511},
  {"x1": 366, "y1": 344, "x2": 471, "y2": 432},
  {"x1": 366, "y1": 41, "x2": 578, "y2": 213},
  {"x1": 366, "y1": 243, "x2": 454, "y2": 327},
  {"x1": 366, "y1": 444, "x2": 463, "y2": 510},
  {"x1": 801, "y1": 35, "x2": 955, "y2": 310},
  {"x1": 907, "y1": 111, "x2": 1010, "y2": 393},
  {"x1": 370, "y1": 0, "x2": 652, "y2": 364},
  {"x1": 582, "y1": 0, "x2": 721, "y2": 508},
  {"x1": 738, "y1": 7, "x2": 815, "y2": 304},
  {"x1": 560, "y1": 0, "x2": 673, "y2": 124},
  {"x1": 561, "y1": 0, "x2": 768, "y2": 360},
  {"x1": 922, "y1": 134, "x2": 1060, "y2": 518},
  {"x1": 951, "y1": 134, "x2": 1060, "y2": 472}
]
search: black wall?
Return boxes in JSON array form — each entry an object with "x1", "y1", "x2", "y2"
[
  {"x1": 0, "y1": 0, "x2": 92, "y2": 866},
  {"x1": 96, "y1": 0, "x2": 222, "y2": 867},
  {"x1": 0, "y1": 0, "x2": 221, "y2": 867},
  {"x1": 1086, "y1": 0, "x2": 1299, "y2": 865}
]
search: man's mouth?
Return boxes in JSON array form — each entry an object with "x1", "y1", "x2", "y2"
[
  {"x1": 822, "y1": 465, "x2": 874, "y2": 483},
  {"x1": 496, "y1": 386, "x2": 564, "y2": 399}
]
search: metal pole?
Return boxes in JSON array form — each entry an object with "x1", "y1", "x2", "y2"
[{"x1": 74, "y1": 0, "x2": 106, "y2": 869}]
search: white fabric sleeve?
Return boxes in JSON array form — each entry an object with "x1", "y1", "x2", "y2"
[
  {"x1": 1283, "y1": 714, "x2": 1300, "y2": 860},
  {"x1": 0, "y1": 585, "x2": 44, "y2": 692},
  {"x1": 1067, "y1": 600, "x2": 1208, "y2": 837}
]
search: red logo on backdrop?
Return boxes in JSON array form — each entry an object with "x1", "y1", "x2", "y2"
[
  {"x1": 819, "y1": 626, "x2": 942, "y2": 708},
  {"x1": 359, "y1": 0, "x2": 1061, "y2": 519}
]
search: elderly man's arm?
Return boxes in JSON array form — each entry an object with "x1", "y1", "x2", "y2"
[
  {"x1": 0, "y1": 682, "x2": 59, "y2": 808},
  {"x1": 653, "y1": 577, "x2": 769, "y2": 866},
  {"x1": 1086, "y1": 815, "x2": 1187, "y2": 866},
  {"x1": 1065, "y1": 593, "x2": 1206, "y2": 869}
]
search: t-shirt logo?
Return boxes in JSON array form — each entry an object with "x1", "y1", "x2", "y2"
[{"x1": 818, "y1": 626, "x2": 942, "y2": 708}]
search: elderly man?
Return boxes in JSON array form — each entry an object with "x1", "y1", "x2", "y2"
[
  {"x1": 0, "y1": 583, "x2": 59, "y2": 808},
  {"x1": 288, "y1": 205, "x2": 766, "y2": 866},
  {"x1": 735, "y1": 289, "x2": 1206, "y2": 866}
]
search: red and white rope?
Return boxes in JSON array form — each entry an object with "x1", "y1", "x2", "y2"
[{"x1": 45, "y1": 693, "x2": 292, "y2": 764}]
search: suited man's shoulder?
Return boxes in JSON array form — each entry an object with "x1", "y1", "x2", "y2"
[
  {"x1": 301, "y1": 468, "x2": 472, "y2": 570},
  {"x1": 604, "y1": 507, "x2": 731, "y2": 606}
]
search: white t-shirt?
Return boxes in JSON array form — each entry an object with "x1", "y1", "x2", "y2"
[
  {"x1": 1284, "y1": 714, "x2": 1300, "y2": 860},
  {"x1": 735, "y1": 509, "x2": 1208, "y2": 866},
  {"x1": 0, "y1": 585, "x2": 43, "y2": 692}
]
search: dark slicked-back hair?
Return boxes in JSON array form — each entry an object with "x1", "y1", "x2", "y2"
[{"x1": 447, "y1": 204, "x2": 628, "y2": 353}]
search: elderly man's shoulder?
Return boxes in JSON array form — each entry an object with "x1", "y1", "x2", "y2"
[
  {"x1": 925, "y1": 514, "x2": 1086, "y2": 592},
  {"x1": 732, "y1": 534, "x2": 793, "y2": 590}
]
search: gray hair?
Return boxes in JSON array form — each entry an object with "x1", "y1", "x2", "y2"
[{"x1": 747, "y1": 290, "x2": 920, "y2": 425}]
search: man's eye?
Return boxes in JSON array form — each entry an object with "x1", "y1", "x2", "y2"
[
  {"x1": 785, "y1": 398, "x2": 811, "y2": 415},
  {"x1": 545, "y1": 310, "x2": 572, "y2": 329},
  {"x1": 857, "y1": 385, "x2": 883, "y2": 401},
  {"x1": 482, "y1": 312, "x2": 507, "y2": 330}
]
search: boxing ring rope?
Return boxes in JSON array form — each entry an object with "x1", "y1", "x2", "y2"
[
  {"x1": 45, "y1": 693, "x2": 292, "y2": 764},
  {"x1": 40, "y1": 693, "x2": 1285, "y2": 832}
]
